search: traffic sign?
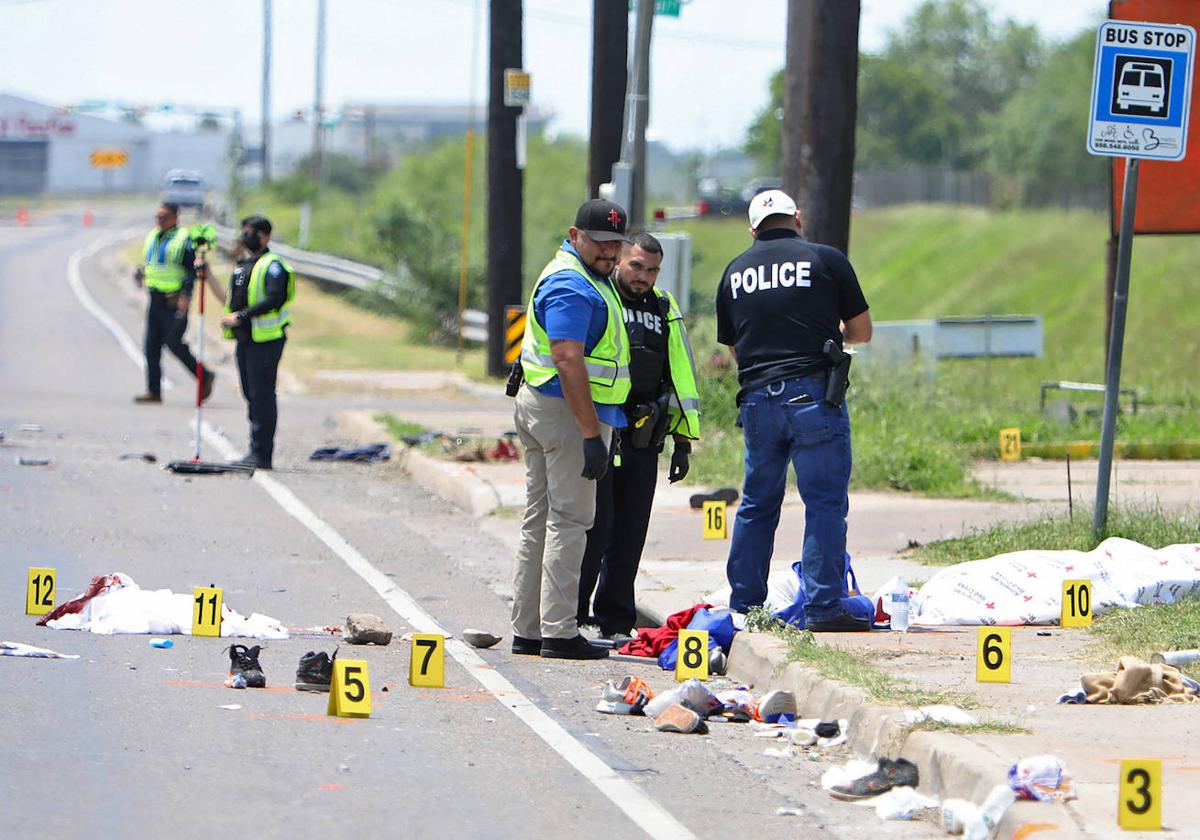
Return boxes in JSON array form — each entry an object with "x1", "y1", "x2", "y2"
[
  {"x1": 1088, "y1": 20, "x2": 1195, "y2": 161},
  {"x1": 503, "y1": 69, "x2": 531, "y2": 108},
  {"x1": 629, "y1": 0, "x2": 681, "y2": 16},
  {"x1": 89, "y1": 149, "x2": 129, "y2": 169}
]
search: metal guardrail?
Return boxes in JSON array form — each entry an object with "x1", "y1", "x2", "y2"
[{"x1": 213, "y1": 225, "x2": 384, "y2": 290}]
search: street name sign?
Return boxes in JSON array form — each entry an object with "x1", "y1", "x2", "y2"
[{"x1": 1088, "y1": 20, "x2": 1195, "y2": 160}]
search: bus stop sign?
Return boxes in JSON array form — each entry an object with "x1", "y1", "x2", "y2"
[{"x1": 1088, "y1": 20, "x2": 1195, "y2": 161}]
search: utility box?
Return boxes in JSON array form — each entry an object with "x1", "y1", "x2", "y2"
[{"x1": 653, "y1": 231, "x2": 692, "y2": 315}]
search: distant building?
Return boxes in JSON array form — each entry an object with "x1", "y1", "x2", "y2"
[{"x1": 0, "y1": 93, "x2": 231, "y2": 195}]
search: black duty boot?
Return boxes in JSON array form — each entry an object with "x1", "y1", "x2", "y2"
[
  {"x1": 512, "y1": 635, "x2": 542, "y2": 656},
  {"x1": 539, "y1": 634, "x2": 610, "y2": 660}
]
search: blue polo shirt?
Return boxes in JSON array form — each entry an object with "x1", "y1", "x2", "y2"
[{"x1": 531, "y1": 241, "x2": 627, "y2": 429}]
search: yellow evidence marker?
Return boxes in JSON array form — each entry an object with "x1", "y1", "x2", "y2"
[
  {"x1": 1061, "y1": 579, "x2": 1093, "y2": 628},
  {"x1": 976, "y1": 626, "x2": 1012, "y2": 683},
  {"x1": 26, "y1": 567, "x2": 56, "y2": 616},
  {"x1": 191, "y1": 587, "x2": 223, "y2": 637},
  {"x1": 702, "y1": 500, "x2": 727, "y2": 540},
  {"x1": 676, "y1": 629, "x2": 709, "y2": 682},
  {"x1": 409, "y1": 633, "x2": 446, "y2": 688},
  {"x1": 328, "y1": 659, "x2": 373, "y2": 718},
  {"x1": 1118, "y1": 759, "x2": 1161, "y2": 831},
  {"x1": 999, "y1": 427, "x2": 1021, "y2": 461}
]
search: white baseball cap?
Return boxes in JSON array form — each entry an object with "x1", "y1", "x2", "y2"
[{"x1": 748, "y1": 189, "x2": 797, "y2": 230}]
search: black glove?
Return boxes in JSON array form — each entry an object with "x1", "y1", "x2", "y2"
[
  {"x1": 581, "y1": 435, "x2": 609, "y2": 481},
  {"x1": 669, "y1": 439, "x2": 691, "y2": 483}
]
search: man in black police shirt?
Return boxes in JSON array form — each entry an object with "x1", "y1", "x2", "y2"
[
  {"x1": 715, "y1": 190, "x2": 873, "y2": 632},
  {"x1": 577, "y1": 232, "x2": 696, "y2": 639},
  {"x1": 219, "y1": 215, "x2": 293, "y2": 470}
]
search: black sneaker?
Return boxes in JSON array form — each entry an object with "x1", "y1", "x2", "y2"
[
  {"x1": 231, "y1": 453, "x2": 272, "y2": 470},
  {"x1": 295, "y1": 648, "x2": 336, "y2": 692},
  {"x1": 512, "y1": 635, "x2": 542, "y2": 656},
  {"x1": 227, "y1": 644, "x2": 266, "y2": 688},
  {"x1": 688, "y1": 487, "x2": 739, "y2": 509},
  {"x1": 540, "y1": 634, "x2": 610, "y2": 660},
  {"x1": 806, "y1": 611, "x2": 873, "y2": 633}
]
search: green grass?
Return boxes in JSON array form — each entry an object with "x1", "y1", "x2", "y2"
[
  {"x1": 907, "y1": 719, "x2": 1030, "y2": 736},
  {"x1": 1089, "y1": 597, "x2": 1200, "y2": 674},
  {"x1": 747, "y1": 608, "x2": 978, "y2": 708},
  {"x1": 909, "y1": 504, "x2": 1200, "y2": 566},
  {"x1": 374, "y1": 414, "x2": 427, "y2": 440}
]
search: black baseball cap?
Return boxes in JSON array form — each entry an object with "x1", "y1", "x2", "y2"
[{"x1": 574, "y1": 199, "x2": 631, "y2": 242}]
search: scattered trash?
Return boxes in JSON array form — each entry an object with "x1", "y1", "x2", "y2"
[
  {"x1": 775, "y1": 807, "x2": 805, "y2": 817},
  {"x1": 295, "y1": 649, "x2": 336, "y2": 692},
  {"x1": 39, "y1": 573, "x2": 287, "y2": 639},
  {"x1": 762, "y1": 747, "x2": 793, "y2": 758},
  {"x1": 754, "y1": 689, "x2": 797, "y2": 724},
  {"x1": 643, "y1": 678, "x2": 722, "y2": 719},
  {"x1": 486, "y1": 435, "x2": 520, "y2": 462},
  {"x1": 905, "y1": 705, "x2": 978, "y2": 726},
  {"x1": 714, "y1": 687, "x2": 755, "y2": 722},
  {"x1": 818, "y1": 733, "x2": 848, "y2": 749},
  {"x1": 149, "y1": 638, "x2": 174, "y2": 649},
  {"x1": 709, "y1": 649, "x2": 728, "y2": 676},
  {"x1": 821, "y1": 759, "x2": 878, "y2": 792},
  {"x1": 119, "y1": 452, "x2": 158, "y2": 462},
  {"x1": 338, "y1": 764, "x2": 350, "y2": 774},
  {"x1": 654, "y1": 703, "x2": 709, "y2": 735},
  {"x1": 15, "y1": 456, "x2": 52, "y2": 466},
  {"x1": 309, "y1": 443, "x2": 391, "y2": 463},
  {"x1": 815, "y1": 719, "x2": 841, "y2": 738},
  {"x1": 219, "y1": 704, "x2": 242, "y2": 711},
  {"x1": 941, "y1": 785, "x2": 1016, "y2": 839},
  {"x1": 828, "y1": 758, "x2": 919, "y2": 801},
  {"x1": 1150, "y1": 649, "x2": 1200, "y2": 668},
  {"x1": 1008, "y1": 756, "x2": 1077, "y2": 802},
  {"x1": 462, "y1": 629, "x2": 501, "y2": 649},
  {"x1": 596, "y1": 676, "x2": 654, "y2": 715},
  {"x1": 0, "y1": 641, "x2": 79, "y2": 659},
  {"x1": 871, "y1": 786, "x2": 938, "y2": 821},
  {"x1": 225, "y1": 644, "x2": 266, "y2": 689},
  {"x1": 1036, "y1": 631, "x2": 1053, "y2": 637},
  {"x1": 343, "y1": 613, "x2": 392, "y2": 645},
  {"x1": 19, "y1": 424, "x2": 44, "y2": 432}
]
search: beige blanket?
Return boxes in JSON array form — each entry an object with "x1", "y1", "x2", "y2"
[{"x1": 1082, "y1": 656, "x2": 1199, "y2": 705}]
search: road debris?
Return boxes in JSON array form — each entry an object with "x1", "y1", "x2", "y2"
[
  {"x1": 653, "y1": 704, "x2": 709, "y2": 735},
  {"x1": 343, "y1": 613, "x2": 392, "y2": 645},
  {"x1": 149, "y1": 638, "x2": 174, "y2": 649},
  {"x1": 309, "y1": 443, "x2": 391, "y2": 463},
  {"x1": 0, "y1": 641, "x2": 80, "y2": 659},
  {"x1": 1008, "y1": 756, "x2": 1076, "y2": 802},
  {"x1": 462, "y1": 628, "x2": 501, "y2": 649},
  {"x1": 225, "y1": 644, "x2": 266, "y2": 689},
  {"x1": 15, "y1": 456, "x2": 52, "y2": 466},
  {"x1": 119, "y1": 452, "x2": 158, "y2": 462}
]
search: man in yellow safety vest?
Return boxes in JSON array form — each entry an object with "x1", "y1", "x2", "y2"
[{"x1": 132, "y1": 202, "x2": 214, "y2": 404}]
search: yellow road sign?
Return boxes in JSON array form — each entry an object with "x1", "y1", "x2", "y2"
[
  {"x1": 504, "y1": 306, "x2": 526, "y2": 365},
  {"x1": 89, "y1": 149, "x2": 129, "y2": 169}
]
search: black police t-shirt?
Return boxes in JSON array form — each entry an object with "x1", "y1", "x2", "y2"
[
  {"x1": 715, "y1": 229, "x2": 868, "y2": 400},
  {"x1": 622, "y1": 291, "x2": 669, "y2": 404}
]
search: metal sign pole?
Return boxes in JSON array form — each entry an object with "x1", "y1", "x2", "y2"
[{"x1": 1093, "y1": 156, "x2": 1140, "y2": 539}]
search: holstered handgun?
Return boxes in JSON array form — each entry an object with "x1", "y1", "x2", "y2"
[
  {"x1": 822, "y1": 339, "x2": 852, "y2": 407},
  {"x1": 628, "y1": 393, "x2": 671, "y2": 450}
]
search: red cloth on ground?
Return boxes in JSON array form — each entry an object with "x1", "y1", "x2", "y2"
[
  {"x1": 36, "y1": 574, "x2": 127, "y2": 626},
  {"x1": 618, "y1": 603, "x2": 711, "y2": 657}
]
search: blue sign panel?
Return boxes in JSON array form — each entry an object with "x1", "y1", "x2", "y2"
[{"x1": 1088, "y1": 20, "x2": 1195, "y2": 161}]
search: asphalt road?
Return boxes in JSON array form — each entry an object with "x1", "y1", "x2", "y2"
[{"x1": 0, "y1": 216, "x2": 938, "y2": 839}]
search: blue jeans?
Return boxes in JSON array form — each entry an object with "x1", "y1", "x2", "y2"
[{"x1": 726, "y1": 374, "x2": 852, "y2": 620}]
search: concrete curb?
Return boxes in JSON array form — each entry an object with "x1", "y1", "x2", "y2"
[{"x1": 337, "y1": 410, "x2": 508, "y2": 518}]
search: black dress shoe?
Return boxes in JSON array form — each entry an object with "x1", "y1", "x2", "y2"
[
  {"x1": 806, "y1": 611, "x2": 873, "y2": 633},
  {"x1": 511, "y1": 635, "x2": 542, "y2": 656},
  {"x1": 540, "y1": 634, "x2": 610, "y2": 660}
]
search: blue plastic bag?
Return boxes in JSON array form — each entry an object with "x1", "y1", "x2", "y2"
[
  {"x1": 773, "y1": 553, "x2": 873, "y2": 629},
  {"x1": 657, "y1": 607, "x2": 737, "y2": 671}
]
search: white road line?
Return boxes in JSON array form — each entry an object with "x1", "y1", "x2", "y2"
[
  {"x1": 67, "y1": 236, "x2": 696, "y2": 840},
  {"x1": 66, "y1": 228, "x2": 172, "y2": 389}
]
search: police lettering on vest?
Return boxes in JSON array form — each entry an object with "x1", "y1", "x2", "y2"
[{"x1": 729, "y1": 261, "x2": 812, "y2": 298}]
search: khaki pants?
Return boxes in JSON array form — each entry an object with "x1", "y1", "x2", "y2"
[{"x1": 511, "y1": 386, "x2": 612, "y2": 640}]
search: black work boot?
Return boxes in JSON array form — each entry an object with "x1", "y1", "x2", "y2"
[
  {"x1": 227, "y1": 644, "x2": 266, "y2": 688},
  {"x1": 540, "y1": 634, "x2": 610, "y2": 660}
]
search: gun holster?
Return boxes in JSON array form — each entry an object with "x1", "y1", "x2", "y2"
[
  {"x1": 628, "y1": 393, "x2": 671, "y2": 450},
  {"x1": 822, "y1": 339, "x2": 852, "y2": 408}
]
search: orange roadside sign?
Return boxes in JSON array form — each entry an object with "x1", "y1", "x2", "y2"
[{"x1": 90, "y1": 149, "x2": 129, "y2": 169}]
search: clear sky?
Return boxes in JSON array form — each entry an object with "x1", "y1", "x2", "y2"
[{"x1": 1, "y1": 0, "x2": 1106, "y2": 151}]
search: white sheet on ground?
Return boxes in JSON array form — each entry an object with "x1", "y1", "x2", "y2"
[
  {"x1": 1, "y1": 641, "x2": 80, "y2": 659},
  {"x1": 46, "y1": 573, "x2": 288, "y2": 639},
  {"x1": 912, "y1": 538, "x2": 1200, "y2": 626}
]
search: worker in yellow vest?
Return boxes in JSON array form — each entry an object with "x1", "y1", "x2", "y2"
[
  {"x1": 509, "y1": 199, "x2": 632, "y2": 661},
  {"x1": 132, "y1": 202, "x2": 214, "y2": 403},
  {"x1": 218, "y1": 215, "x2": 295, "y2": 470}
]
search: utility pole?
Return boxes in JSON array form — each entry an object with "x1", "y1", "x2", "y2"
[
  {"x1": 486, "y1": 0, "x2": 524, "y2": 377},
  {"x1": 588, "y1": 0, "x2": 627, "y2": 199},
  {"x1": 782, "y1": 0, "x2": 859, "y2": 255},
  {"x1": 781, "y1": 0, "x2": 811, "y2": 211},
  {"x1": 310, "y1": 0, "x2": 327, "y2": 182},
  {"x1": 261, "y1": 0, "x2": 272, "y2": 183},
  {"x1": 624, "y1": 0, "x2": 654, "y2": 227}
]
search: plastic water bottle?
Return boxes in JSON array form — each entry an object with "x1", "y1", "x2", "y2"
[{"x1": 891, "y1": 578, "x2": 910, "y2": 632}]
